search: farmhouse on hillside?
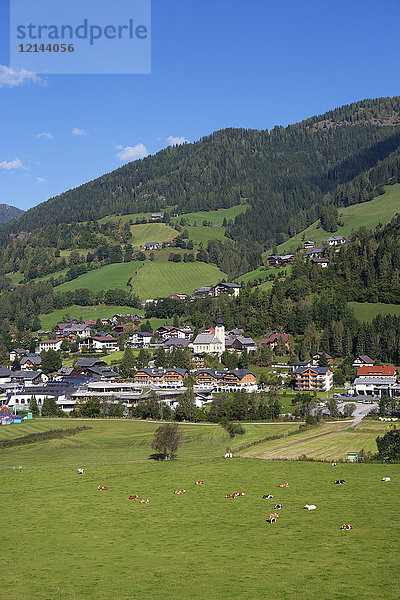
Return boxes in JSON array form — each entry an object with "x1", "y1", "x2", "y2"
[{"x1": 144, "y1": 242, "x2": 160, "y2": 251}]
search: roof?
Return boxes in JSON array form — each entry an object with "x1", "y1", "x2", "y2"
[
  {"x1": 144, "y1": 241, "x2": 159, "y2": 247},
  {"x1": 354, "y1": 355, "x2": 374, "y2": 363},
  {"x1": 138, "y1": 332, "x2": 153, "y2": 337},
  {"x1": 215, "y1": 282, "x2": 240, "y2": 289},
  {"x1": 354, "y1": 377, "x2": 396, "y2": 386},
  {"x1": 88, "y1": 367, "x2": 119, "y2": 377},
  {"x1": 163, "y1": 338, "x2": 190, "y2": 347},
  {"x1": 194, "y1": 286, "x2": 213, "y2": 293},
  {"x1": 39, "y1": 338, "x2": 62, "y2": 344},
  {"x1": 11, "y1": 370, "x2": 42, "y2": 380},
  {"x1": 0, "y1": 366, "x2": 13, "y2": 377},
  {"x1": 20, "y1": 355, "x2": 42, "y2": 365},
  {"x1": 262, "y1": 333, "x2": 291, "y2": 344},
  {"x1": 294, "y1": 366, "x2": 331, "y2": 375},
  {"x1": 312, "y1": 257, "x2": 329, "y2": 264},
  {"x1": 306, "y1": 247, "x2": 324, "y2": 255},
  {"x1": 193, "y1": 334, "x2": 222, "y2": 345},
  {"x1": 75, "y1": 358, "x2": 106, "y2": 368},
  {"x1": 357, "y1": 365, "x2": 397, "y2": 377},
  {"x1": 196, "y1": 369, "x2": 256, "y2": 380},
  {"x1": 232, "y1": 336, "x2": 256, "y2": 347},
  {"x1": 135, "y1": 368, "x2": 188, "y2": 377},
  {"x1": 327, "y1": 236, "x2": 345, "y2": 241},
  {"x1": 91, "y1": 336, "x2": 118, "y2": 342},
  {"x1": 312, "y1": 352, "x2": 333, "y2": 359}
]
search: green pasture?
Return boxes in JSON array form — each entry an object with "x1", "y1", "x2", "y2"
[
  {"x1": 184, "y1": 225, "x2": 228, "y2": 244},
  {"x1": 277, "y1": 183, "x2": 400, "y2": 254},
  {"x1": 239, "y1": 421, "x2": 393, "y2": 461},
  {"x1": 349, "y1": 301, "x2": 400, "y2": 322},
  {"x1": 0, "y1": 419, "x2": 398, "y2": 600},
  {"x1": 173, "y1": 204, "x2": 249, "y2": 226},
  {"x1": 38, "y1": 305, "x2": 143, "y2": 331},
  {"x1": 236, "y1": 265, "x2": 291, "y2": 285},
  {"x1": 55, "y1": 261, "x2": 144, "y2": 293},
  {"x1": 130, "y1": 222, "x2": 180, "y2": 247},
  {"x1": 129, "y1": 261, "x2": 226, "y2": 299}
]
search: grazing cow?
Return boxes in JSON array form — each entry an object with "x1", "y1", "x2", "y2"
[
  {"x1": 277, "y1": 483, "x2": 289, "y2": 488},
  {"x1": 97, "y1": 486, "x2": 108, "y2": 491},
  {"x1": 268, "y1": 513, "x2": 279, "y2": 523},
  {"x1": 262, "y1": 495, "x2": 273, "y2": 499},
  {"x1": 77, "y1": 468, "x2": 85, "y2": 475},
  {"x1": 340, "y1": 523, "x2": 352, "y2": 530},
  {"x1": 304, "y1": 504, "x2": 317, "y2": 510},
  {"x1": 334, "y1": 480, "x2": 345, "y2": 484},
  {"x1": 224, "y1": 452, "x2": 233, "y2": 458},
  {"x1": 139, "y1": 499, "x2": 149, "y2": 504},
  {"x1": 195, "y1": 481, "x2": 205, "y2": 485},
  {"x1": 174, "y1": 490, "x2": 186, "y2": 495},
  {"x1": 381, "y1": 477, "x2": 391, "y2": 482},
  {"x1": 331, "y1": 463, "x2": 337, "y2": 467},
  {"x1": 225, "y1": 492, "x2": 245, "y2": 499},
  {"x1": 274, "y1": 504, "x2": 282, "y2": 510},
  {"x1": 129, "y1": 495, "x2": 139, "y2": 500}
]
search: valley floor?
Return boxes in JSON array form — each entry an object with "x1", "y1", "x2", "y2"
[{"x1": 0, "y1": 419, "x2": 398, "y2": 600}]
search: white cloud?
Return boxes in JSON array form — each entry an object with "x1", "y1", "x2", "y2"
[
  {"x1": 167, "y1": 135, "x2": 188, "y2": 146},
  {"x1": 117, "y1": 143, "x2": 149, "y2": 162},
  {"x1": 0, "y1": 65, "x2": 44, "y2": 88},
  {"x1": 36, "y1": 177, "x2": 45, "y2": 185},
  {"x1": 36, "y1": 132, "x2": 53, "y2": 140},
  {"x1": 72, "y1": 127, "x2": 88, "y2": 136},
  {"x1": 0, "y1": 158, "x2": 24, "y2": 170}
]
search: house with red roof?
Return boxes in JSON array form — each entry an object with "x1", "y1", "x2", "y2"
[{"x1": 261, "y1": 333, "x2": 292, "y2": 351}]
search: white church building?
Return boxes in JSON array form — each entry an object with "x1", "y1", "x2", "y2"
[{"x1": 192, "y1": 315, "x2": 225, "y2": 355}]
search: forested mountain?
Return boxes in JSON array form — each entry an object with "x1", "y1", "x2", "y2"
[
  {"x1": 1, "y1": 96, "x2": 400, "y2": 250},
  {"x1": 0, "y1": 204, "x2": 23, "y2": 226}
]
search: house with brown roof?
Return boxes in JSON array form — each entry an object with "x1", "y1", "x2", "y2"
[{"x1": 261, "y1": 333, "x2": 292, "y2": 351}]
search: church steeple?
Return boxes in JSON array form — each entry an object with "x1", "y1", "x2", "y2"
[{"x1": 215, "y1": 313, "x2": 225, "y2": 352}]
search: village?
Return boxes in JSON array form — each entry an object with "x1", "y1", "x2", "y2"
[{"x1": 1, "y1": 294, "x2": 399, "y2": 422}]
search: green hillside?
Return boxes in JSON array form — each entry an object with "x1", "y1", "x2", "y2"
[
  {"x1": 174, "y1": 205, "x2": 249, "y2": 226},
  {"x1": 130, "y1": 223, "x2": 180, "y2": 247},
  {"x1": 236, "y1": 265, "x2": 291, "y2": 285},
  {"x1": 349, "y1": 302, "x2": 400, "y2": 322},
  {"x1": 54, "y1": 260, "x2": 225, "y2": 300},
  {"x1": 130, "y1": 261, "x2": 226, "y2": 299},
  {"x1": 277, "y1": 183, "x2": 400, "y2": 254},
  {"x1": 184, "y1": 225, "x2": 227, "y2": 244},
  {"x1": 56, "y1": 261, "x2": 144, "y2": 293}
]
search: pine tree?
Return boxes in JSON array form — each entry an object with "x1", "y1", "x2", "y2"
[{"x1": 119, "y1": 346, "x2": 136, "y2": 377}]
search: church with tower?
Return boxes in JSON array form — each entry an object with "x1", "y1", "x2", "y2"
[{"x1": 192, "y1": 314, "x2": 225, "y2": 355}]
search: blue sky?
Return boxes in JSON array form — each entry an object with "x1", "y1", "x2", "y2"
[{"x1": 1, "y1": 0, "x2": 400, "y2": 211}]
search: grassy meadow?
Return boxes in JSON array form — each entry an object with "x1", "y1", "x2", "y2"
[
  {"x1": 349, "y1": 301, "x2": 400, "y2": 322},
  {"x1": 129, "y1": 261, "x2": 226, "y2": 299},
  {"x1": 0, "y1": 418, "x2": 398, "y2": 600},
  {"x1": 130, "y1": 222, "x2": 180, "y2": 247},
  {"x1": 239, "y1": 420, "x2": 396, "y2": 461},
  {"x1": 55, "y1": 261, "x2": 144, "y2": 294},
  {"x1": 276, "y1": 183, "x2": 400, "y2": 254}
]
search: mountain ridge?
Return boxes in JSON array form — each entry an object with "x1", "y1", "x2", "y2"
[
  {"x1": 1, "y1": 96, "x2": 400, "y2": 251},
  {"x1": 0, "y1": 203, "x2": 24, "y2": 226}
]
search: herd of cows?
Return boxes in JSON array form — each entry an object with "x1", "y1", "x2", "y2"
[{"x1": 79, "y1": 467, "x2": 392, "y2": 532}]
